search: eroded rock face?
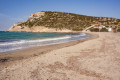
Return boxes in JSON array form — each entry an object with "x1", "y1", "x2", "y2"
[
  {"x1": 8, "y1": 26, "x2": 72, "y2": 32},
  {"x1": 8, "y1": 22, "x2": 30, "y2": 32},
  {"x1": 8, "y1": 25, "x2": 30, "y2": 32},
  {"x1": 29, "y1": 12, "x2": 45, "y2": 19}
]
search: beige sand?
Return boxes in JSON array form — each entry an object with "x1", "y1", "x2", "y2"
[{"x1": 0, "y1": 32, "x2": 120, "y2": 80}]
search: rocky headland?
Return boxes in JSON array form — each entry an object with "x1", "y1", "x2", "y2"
[{"x1": 7, "y1": 11, "x2": 120, "y2": 32}]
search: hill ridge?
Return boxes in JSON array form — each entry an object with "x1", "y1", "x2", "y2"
[{"x1": 8, "y1": 11, "x2": 120, "y2": 32}]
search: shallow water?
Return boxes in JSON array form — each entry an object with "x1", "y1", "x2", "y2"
[{"x1": 0, "y1": 31, "x2": 91, "y2": 53}]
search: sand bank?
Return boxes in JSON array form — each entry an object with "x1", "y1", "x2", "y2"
[{"x1": 0, "y1": 32, "x2": 120, "y2": 80}]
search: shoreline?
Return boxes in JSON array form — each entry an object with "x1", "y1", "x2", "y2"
[
  {"x1": 0, "y1": 32, "x2": 91, "y2": 54},
  {"x1": 0, "y1": 32, "x2": 98, "y2": 70},
  {"x1": 0, "y1": 31, "x2": 88, "y2": 53},
  {"x1": 5, "y1": 30, "x2": 81, "y2": 33},
  {"x1": 0, "y1": 32, "x2": 120, "y2": 80}
]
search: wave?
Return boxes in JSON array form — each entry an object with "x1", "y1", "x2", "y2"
[
  {"x1": 0, "y1": 47, "x2": 23, "y2": 53},
  {"x1": 0, "y1": 36, "x2": 71, "y2": 46},
  {"x1": 0, "y1": 33, "x2": 90, "y2": 53}
]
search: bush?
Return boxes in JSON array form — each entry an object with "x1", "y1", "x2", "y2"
[
  {"x1": 117, "y1": 29, "x2": 120, "y2": 32},
  {"x1": 100, "y1": 28, "x2": 108, "y2": 32},
  {"x1": 72, "y1": 28, "x2": 82, "y2": 31},
  {"x1": 90, "y1": 28, "x2": 99, "y2": 32}
]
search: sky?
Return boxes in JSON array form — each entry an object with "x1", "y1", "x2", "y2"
[{"x1": 0, "y1": 0, "x2": 120, "y2": 31}]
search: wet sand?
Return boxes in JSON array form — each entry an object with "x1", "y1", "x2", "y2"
[{"x1": 0, "y1": 32, "x2": 120, "y2": 80}]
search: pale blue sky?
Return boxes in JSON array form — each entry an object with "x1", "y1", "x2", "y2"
[{"x1": 0, "y1": 0, "x2": 120, "y2": 31}]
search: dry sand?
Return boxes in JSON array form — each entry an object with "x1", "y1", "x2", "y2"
[{"x1": 0, "y1": 32, "x2": 120, "y2": 80}]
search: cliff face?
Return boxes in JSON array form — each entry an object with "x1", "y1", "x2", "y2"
[
  {"x1": 8, "y1": 26, "x2": 72, "y2": 32},
  {"x1": 7, "y1": 11, "x2": 120, "y2": 32},
  {"x1": 29, "y1": 12, "x2": 45, "y2": 19}
]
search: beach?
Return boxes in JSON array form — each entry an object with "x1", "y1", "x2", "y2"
[{"x1": 0, "y1": 32, "x2": 120, "y2": 80}]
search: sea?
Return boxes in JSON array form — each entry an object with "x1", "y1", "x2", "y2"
[{"x1": 0, "y1": 31, "x2": 91, "y2": 53}]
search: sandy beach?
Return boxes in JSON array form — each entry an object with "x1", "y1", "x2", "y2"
[{"x1": 0, "y1": 32, "x2": 120, "y2": 80}]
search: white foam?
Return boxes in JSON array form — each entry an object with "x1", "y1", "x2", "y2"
[
  {"x1": 0, "y1": 33, "x2": 89, "y2": 53},
  {"x1": 79, "y1": 33, "x2": 86, "y2": 36},
  {"x1": 0, "y1": 47, "x2": 23, "y2": 53},
  {"x1": 0, "y1": 36, "x2": 71, "y2": 46}
]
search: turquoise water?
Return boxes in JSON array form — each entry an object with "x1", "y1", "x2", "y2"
[
  {"x1": 0, "y1": 31, "x2": 68, "y2": 40},
  {"x1": 0, "y1": 31, "x2": 91, "y2": 53}
]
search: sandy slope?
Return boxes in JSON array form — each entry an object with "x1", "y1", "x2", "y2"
[{"x1": 0, "y1": 32, "x2": 120, "y2": 80}]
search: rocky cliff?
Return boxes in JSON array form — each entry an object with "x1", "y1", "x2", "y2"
[{"x1": 7, "y1": 11, "x2": 120, "y2": 32}]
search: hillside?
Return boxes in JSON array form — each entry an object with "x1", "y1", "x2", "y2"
[{"x1": 8, "y1": 11, "x2": 120, "y2": 32}]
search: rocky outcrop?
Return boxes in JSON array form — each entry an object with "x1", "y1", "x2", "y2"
[{"x1": 29, "y1": 12, "x2": 45, "y2": 19}]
